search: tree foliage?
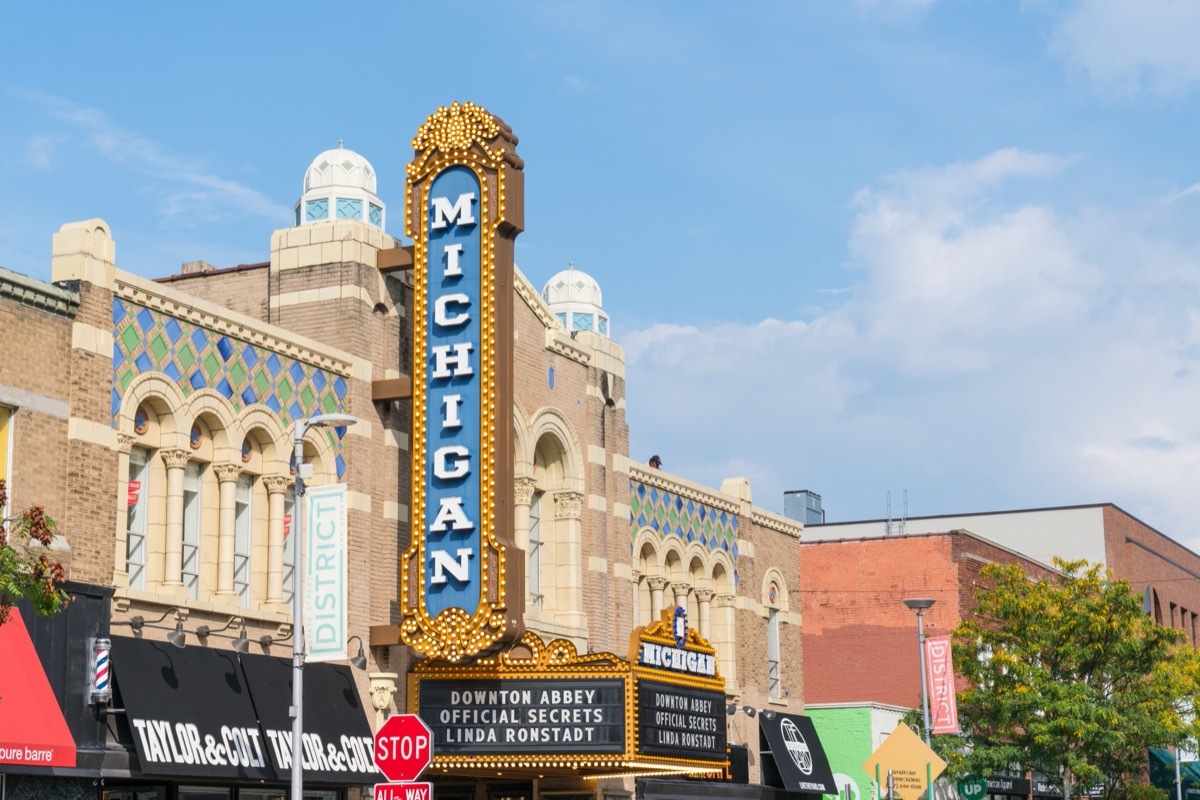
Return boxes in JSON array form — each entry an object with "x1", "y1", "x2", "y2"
[
  {"x1": 937, "y1": 558, "x2": 1200, "y2": 800},
  {"x1": 0, "y1": 479, "x2": 68, "y2": 624}
]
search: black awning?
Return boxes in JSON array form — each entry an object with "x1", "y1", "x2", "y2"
[
  {"x1": 638, "y1": 778, "x2": 762, "y2": 800},
  {"x1": 110, "y1": 635, "x2": 276, "y2": 781},
  {"x1": 239, "y1": 652, "x2": 377, "y2": 784},
  {"x1": 758, "y1": 712, "x2": 838, "y2": 795}
]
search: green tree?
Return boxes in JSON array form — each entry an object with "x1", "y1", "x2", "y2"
[
  {"x1": 0, "y1": 479, "x2": 68, "y2": 624},
  {"x1": 940, "y1": 558, "x2": 1200, "y2": 800}
]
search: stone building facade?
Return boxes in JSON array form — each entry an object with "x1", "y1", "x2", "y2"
[{"x1": 1, "y1": 138, "x2": 811, "y2": 798}]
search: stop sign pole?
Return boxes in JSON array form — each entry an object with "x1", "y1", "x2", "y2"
[{"x1": 375, "y1": 714, "x2": 434, "y2": 783}]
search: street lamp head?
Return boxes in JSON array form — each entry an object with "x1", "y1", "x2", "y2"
[
  {"x1": 903, "y1": 597, "x2": 936, "y2": 613},
  {"x1": 294, "y1": 413, "x2": 358, "y2": 441}
]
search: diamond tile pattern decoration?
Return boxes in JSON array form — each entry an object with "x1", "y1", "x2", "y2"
[
  {"x1": 629, "y1": 478, "x2": 740, "y2": 580},
  {"x1": 112, "y1": 298, "x2": 350, "y2": 477}
]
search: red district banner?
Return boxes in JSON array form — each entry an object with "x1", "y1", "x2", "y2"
[{"x1": 924, "y1": 634, "x2": 959, "y2": 734}]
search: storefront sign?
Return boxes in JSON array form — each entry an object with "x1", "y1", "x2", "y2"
[
  {"x1": 636, "y1": 681, "x2": 725, "y2": 760},
  {"x1": 305, "y1": 483, "x2": 347, "y2": 663},
  {"x1": 401, "y1": 101, "x2": 525, "y2": 662},
  {"x1": 1033, "y1": 779, "x2": 1064, "y2": 797},
  {"x1": 987, "y1": 775, "x2": 1031, "y2": 796},
  {"x1": 418, "y1": 678, "x2": 626, "y2": 754},
  {"x1": 958, "y1": 775, "x2": 987, "y2": 800},
  {"x1": 112, "y1": 637, "x2": 276, "y2": 780},
  {"x1": 112, "y1": 637, "x2": 379, "y2": 783}
]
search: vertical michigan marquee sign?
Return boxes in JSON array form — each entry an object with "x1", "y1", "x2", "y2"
[{"x1": 400, "y1": 102, "x2": 525, "y2": 661}]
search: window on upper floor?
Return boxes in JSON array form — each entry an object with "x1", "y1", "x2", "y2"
[
  {"x1": 528, "y1": 490, "x2": 544, "y2": 612},
  {"x1": 182, "y1": 460, "x2": 203, "y2": 599},
  {"x1": 126, "y1": 446, "x2": 150, "y2": 590},
  {"x1": 283, "y1": 488, "x2": 296, "y2": 605},
  {"x1": 234, "y1": 474, "x2": 253, "y2": 605},
  {"x1": 767, "y1": 606, "x2": 781, "y2": 700}
]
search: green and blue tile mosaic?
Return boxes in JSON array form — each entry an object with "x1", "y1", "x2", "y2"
[
  {"x1": 629, "y1": 479, "x2": 739, "y2": 582},
  {"x1": 111, "y1": 298, "x2": 350, "y2": 477}
]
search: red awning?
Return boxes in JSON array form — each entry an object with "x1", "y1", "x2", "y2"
[{"x1": 0, "y1": 608, "x2": 76, "y2": 768}]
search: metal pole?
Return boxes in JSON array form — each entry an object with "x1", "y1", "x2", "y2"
[
  {"x1": 917, "y1": 609, "x2": 931, "y2": 746},
  {"x1": 1176, "y1": 747, "x2": 1184, "y2": 800},
  {"x1": 291, "y1": 421, "x2": 307, "y2": 800},
  {"x1": 916, "y1": 608, "x2": 933, "y2": 800},
  {"x1": 288, "y1": 412, "x2": 355, "y2": 800}
]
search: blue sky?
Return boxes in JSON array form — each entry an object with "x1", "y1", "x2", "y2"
[{"x1": 5, "y1": 1, "x2": 1200, "y2": 546}]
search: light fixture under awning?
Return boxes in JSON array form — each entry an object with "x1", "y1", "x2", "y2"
[{"x1": 0, "y1": 608, "x2": 77, "y2": 768}]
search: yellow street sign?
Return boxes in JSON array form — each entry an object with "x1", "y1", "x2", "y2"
[{"x1": 862, "y1": 723, "x2": 947, "y2": 800}]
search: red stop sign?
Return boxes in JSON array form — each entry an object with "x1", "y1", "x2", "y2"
[{"x1": 374, "y1": 714, "x2": 433, "y2": 782}]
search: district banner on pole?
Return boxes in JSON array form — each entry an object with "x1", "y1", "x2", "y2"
[
  {"x1": 924, "y1": 634, "x2": 959, "y2": 734},
  {"x1": 305, "y1": 483, "x2": 348, "y2": 663}
]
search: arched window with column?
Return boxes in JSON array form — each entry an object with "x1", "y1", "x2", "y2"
[{"x1": 762, "y1": 569, "x2": 789, "y2": 701}]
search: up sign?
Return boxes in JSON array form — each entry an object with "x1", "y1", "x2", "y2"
[{"x1": 400, "y1": 102, "x2": 525, "y2": 662}]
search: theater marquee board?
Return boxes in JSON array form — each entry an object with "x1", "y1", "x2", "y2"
[
  {"x1": 630, "y1": 608, "x2": 727, "y2": 765},
  {"x1": 410, "y1": 612, "x2": 728, "y2": 777},
  {"x1": 400, "y1": 101, "x2": 525, "y2": 662}
]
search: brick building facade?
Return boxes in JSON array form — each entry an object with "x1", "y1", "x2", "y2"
[{"x1": 1, "y1": 136, "x2": 811, "y2": 799}]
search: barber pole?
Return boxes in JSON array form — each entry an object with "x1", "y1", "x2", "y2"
[{"x1": 90, "y1": 637, "x2": 112, "y2": 703}]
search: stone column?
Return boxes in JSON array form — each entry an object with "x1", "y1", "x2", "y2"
[
  {"x1": 513, "y1": 477, "x2": 537, "y2": 551},
  {"x1": 159, "y1": 448, "x2": 191, "y2": 592},
  {"x1": 264, "y1": 476, "x2": 291, "y2": 609},
  {"x1": 670, "y1": 581, "x2": 691, "y2": 610},
  {"x1": 213, "y1": 463, "x2": 242, "y2": 603},
  {"x1": 696, "y1": 588, "x2": 715, "y2": 640},
  {"x1": 648, "y1": 576, "x2": 670, "y2": 619},
  {"x1": 553, "y1": 491, "x2": 585, "y2": 628},
  {"x1": 714, "y1": 593, "x2": 738, "y2": 685},
  {"x1": 369, "y1": 672, "x2": 399, "y2": 730}
]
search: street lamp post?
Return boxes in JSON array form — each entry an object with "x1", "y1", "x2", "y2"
[
  {"x1": 292, "y1": 413, "x2": 357, "y2": 800},
  {"x1": 903, "y1": 598, "x2": 936, "y2": 800}
]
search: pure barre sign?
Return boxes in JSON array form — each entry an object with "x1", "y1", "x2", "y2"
[
  {"x1": 418, "y1": 678, "x2": 626, "y2": 755},
  {"x1": 400, "y1": 101, "x2": 525, "y2": 662}
]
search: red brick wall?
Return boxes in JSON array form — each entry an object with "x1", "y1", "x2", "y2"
[
  {"x1": 800, "y1": 532, "x2": 1057, "y2": 707},
  {"x1": 1103, "y1": 506, "x2": 1200, "y2": 645}
]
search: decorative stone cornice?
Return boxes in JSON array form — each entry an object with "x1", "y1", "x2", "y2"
[
  {"x1": 160, "y1": 448, "x2": 191, "y2": 469},
  {"x1": 629, "y1": 465, "x2": 740, "y2": 514},
  {"x1": 0, "y1": 266, "x2": 80, "y2": 318},
  {"x1": 553, "y1": 491, "x2": 583, "y2": 520},
  {"x1": 514, "y1": 477, "x2": 537, "y2": 507},
  {"x1": 117, "y1": 433, "x2": 136, "y2": 454},
  {"x1": 713, "y1": 593, "x2": 737, "y2": 608},
  {"x1": 513, "y1": 265, "x2": 562, "y2": 332},
  {"x1": 116, "y1": 278, "x2": 353, "y2": 377},
  {"x1": 751, "y1": 509, "x2": 804, "y2": 538},
  {"x1": 213, "y1": 463, "x2": 243, "y2": 483}
]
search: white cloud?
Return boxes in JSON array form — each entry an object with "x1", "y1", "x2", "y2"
[
  {"x1": 625, "y1": 148, "x2": 1200, "y2": 548},
  {"x1": 15, "y1": 89, "x2": 290, "y2": 224},
  {"x1": 25, "y1": 133, "x2": 65, "y2": 170},
  {"x1": 1052, "y1": 0, "x2": 1200, "y2": 97}
]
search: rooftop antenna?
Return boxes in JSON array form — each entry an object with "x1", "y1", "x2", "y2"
[{"x1": 885, "y1": 490, "x2": 909, "y2": 536}]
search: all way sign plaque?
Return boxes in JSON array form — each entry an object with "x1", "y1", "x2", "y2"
[{"x1": 375, "y1": 781, "x2": 433, "y2": 800}]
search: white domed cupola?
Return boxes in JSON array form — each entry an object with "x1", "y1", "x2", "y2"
[
  {"x1": 295, "y1": 141, "x2": 386, "y2": 230},
  {"x1": 542, "y1": 263, "x2": 610, "y2": 337}
]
